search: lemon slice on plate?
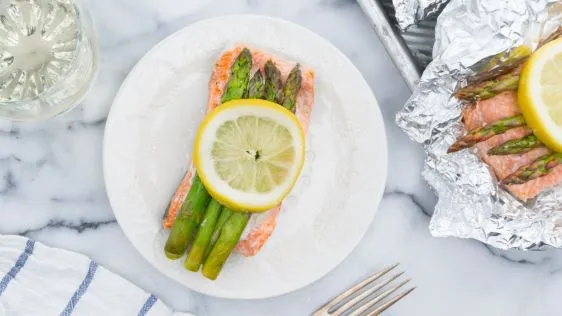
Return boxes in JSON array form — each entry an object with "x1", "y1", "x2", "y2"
[
  {"x1": 519, "y1": 38, "x2": 562, "y2": 152},
  {"x1": 194, "y1": 99, "x2": 305, "y2": 212}
]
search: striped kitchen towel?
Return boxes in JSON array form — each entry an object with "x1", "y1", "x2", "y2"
[{"x1": 0, "y1": 235, "x2": 193, "y2": 316}]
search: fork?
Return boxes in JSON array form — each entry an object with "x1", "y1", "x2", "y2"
[{"x1": 312, "y1": 263, "x2": 415, "y2": 316}]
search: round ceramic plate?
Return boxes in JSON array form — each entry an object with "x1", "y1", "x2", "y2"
[{"x1": 103, "y1": 15, "x2": 387, "y2": 299}]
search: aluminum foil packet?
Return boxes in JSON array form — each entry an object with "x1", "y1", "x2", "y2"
[
  {"x1": 396, "y1": 0, "x2": 562, "y2": 250},
  {"x1": 393, "y1": 0, "x2": 450, "y2": 30}
]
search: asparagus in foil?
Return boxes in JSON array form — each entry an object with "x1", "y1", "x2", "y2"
[
  {"x1": 447, "y1": 115, "x2": 526, "y2": 153},
  {"x1": 396, "y1": 0, "x2": 562, "y2": 250},
  {"x1": 488, "y1": 135, "x2": 544, "y2": 156},
  {"x1": 502, "y1": 153, "x2": 562, "y2": 185}
]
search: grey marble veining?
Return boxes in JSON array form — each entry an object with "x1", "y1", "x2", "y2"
[{"x1": 2, "y1": 0, "x2": 562, "y2": 315}]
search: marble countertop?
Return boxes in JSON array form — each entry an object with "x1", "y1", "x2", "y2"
[{"x1": 2, "y1": 0, "x2": 562, "y2": 315}]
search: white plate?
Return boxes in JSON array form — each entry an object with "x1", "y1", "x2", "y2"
[{"x1": 103, "y1": 15, "x2": 387, "y2": 299}]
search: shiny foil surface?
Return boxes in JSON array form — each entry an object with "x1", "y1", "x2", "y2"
[
  {"x1": 396, "y1": 0, "x2": 562, "y2": 250},
  {"x1": 392, "y1": 0, "x2": 450, "y2": 30}
]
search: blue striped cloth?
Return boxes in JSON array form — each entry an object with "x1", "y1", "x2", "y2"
[{"x1": 0, "y1": 235, "x2": 193, "y2": 316}]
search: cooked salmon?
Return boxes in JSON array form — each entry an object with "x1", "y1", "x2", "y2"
[
  {"x1": 463, "y1": 91, "x2": 521, "y2": 129},
  {"x1": 163, "y1": 45, "x2": 315, "y2": 256},
  {"x1": 475, "y1": 128, "x2": 550, "y2": 180},
  {"x1": 507, "y1": 165, "x2": 562, "y2": 200},
  {"x1": 462, "y1": 91, "x2": 560, "y2": 200}
]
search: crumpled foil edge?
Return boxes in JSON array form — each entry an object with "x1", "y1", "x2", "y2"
[
  {"x1": 396, "y1": 0, "x2": 562, "y2": 250},
  {"x1": 392, "y1": 0, "x2": 450, "y2": 30}
]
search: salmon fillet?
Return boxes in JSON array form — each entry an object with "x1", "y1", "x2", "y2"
[
  {"x1": 461, "y1": 91, "x2": 562, "y2": 200},
  {"x1": 463, "y1": 91, "x2": 520, "y2": 130},
  {"x1": 507, "y1": 165, "x2": 562, "y2": 200},
  {"x1": 474, "y1": 128, "x2": 550, "y2": 180},
  {"x1": 163, "y1": 45, "x2": 315, "y2": 257}
]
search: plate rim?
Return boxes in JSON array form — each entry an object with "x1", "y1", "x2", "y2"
[{"x1": 103, "y1": 13, "x2": 388, "y2": 299}]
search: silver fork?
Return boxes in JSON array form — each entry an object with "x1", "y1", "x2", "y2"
[{"x1": 312, "y1": 263, "x2": 415, "y2": 316}]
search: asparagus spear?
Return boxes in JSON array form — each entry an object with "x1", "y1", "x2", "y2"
[
  {"x1": 480, "y1": 45, "x2": 531, "y2": 73},
  {"x1": 264, "y1": 60, "x2": 284, "y2": 104},
  {"x1": 164, "y1": 174, "x2": 211, "y2": 259},
  {"x1": 200, "y1": 65, "x2": 291, "y2": 274},
  {"x1": 202, "y1": 211, "x2": 250, "y2": 280},
  {"x1": 457, "y1": 28, "x2": 562, "y2": 101},
  {"x1": 221, "y1": 48, "x2": 253, "y2": 103},
  {"x1": 175, "y1": 48, "x2": 251, "y2": 262},
  {"x1": 282, "y1": 64, "x2": 302, "y2": 113},
  {"x1": 487, "y1": 135, "x2": 543, "y2": 155},
  {"x1": 447, "y1": 115, "x2": 526, "y2": 153},
  {"x1": 455, "y1": 67, "x2": 521, "y2": 101},
  {"x1": 184, "y1": 200, "x2": 223, "y2": 271},
  {"x1": 245, "y1": 70, "x2": 266, "y2": 99},
  {"x1": 502, "y1": 153, "x2": 562, "y2": 185},
  {"x1": 165, "y1": 48, "x2": 253, "y2": 259},
  {"x1": 203, "y1": 207, "x2": 233, "y2": 261}
]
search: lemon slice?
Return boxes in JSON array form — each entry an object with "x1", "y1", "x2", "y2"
[
  {"x1": 519, "y1": 38, "x2": 562, "y2": 152},
  {"x1": 194, "y1": 99, "x2": 305, "y2": 212}
]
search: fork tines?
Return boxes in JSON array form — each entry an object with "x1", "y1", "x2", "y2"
[{"x1": 312, "y1": 263, "x2": 415, "y2": 316}]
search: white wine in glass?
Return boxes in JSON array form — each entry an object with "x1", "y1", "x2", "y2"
[{"x1": 0, "y1": 0, "x2": 98, "y2": 121}]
